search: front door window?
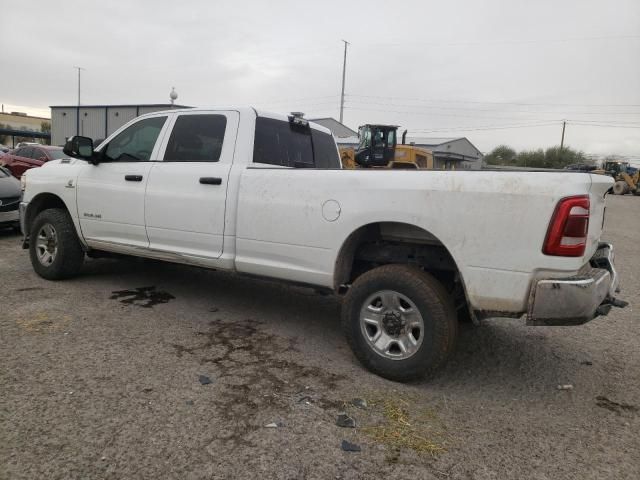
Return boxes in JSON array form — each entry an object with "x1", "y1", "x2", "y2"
[{"x1": 104, "y1": 116, "x2": 167, "y2": 162}]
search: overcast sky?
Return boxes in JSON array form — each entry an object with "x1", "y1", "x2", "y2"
[{"x1": 1, "y1": 0, "x2": 639, "y2": 160}]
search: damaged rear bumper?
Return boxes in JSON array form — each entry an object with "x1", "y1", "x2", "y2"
[{"x1": 527, "y1": 243, "x2": 626, "y2": 326}]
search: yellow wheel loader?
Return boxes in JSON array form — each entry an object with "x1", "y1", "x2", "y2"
[
  {"x1": 339, "y1": 124, "x2": 434, "y2": 170},
  {"x1": 599, "y1": 161, "x2": 640, "y2": 195}
]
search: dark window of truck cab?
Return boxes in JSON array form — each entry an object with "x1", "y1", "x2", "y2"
[
  {"x1": 311, "y1": 129, "x2": 341, "y2": 168},
  {"x1": 164, "y1": 114, "x2": 227, "y2": 162},
  {"x1": 104, "y1": 116, "x2": 167, "y2": 162},
  {"x1": 253, "y1": 117, "x2": 340, "y2": 168}
]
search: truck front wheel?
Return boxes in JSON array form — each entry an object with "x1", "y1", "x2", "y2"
[
  {"x1": 341, "y1": 265, "x2": 457, "y2": 382},
  {"x1": 612, "y1": 181, "x2": 628, "y2": 195},
  {"x1": 29, "y1": 208, "x2": 85, "y2": 280}
]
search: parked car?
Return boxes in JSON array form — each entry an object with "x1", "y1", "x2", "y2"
[
  {"x1": 1, "y1": 145, "x2": 68, "y2": 178},
  {"x1": 15, "y1": 142, "x2": 40, "y2": 148},
  {"x1": 19, "y1": 107, "x2": 625, "y2": 381},
  {"x1": 0, "y1": 166, "x2": 21, "y2": 231},
  {"x1": 564, "y1": 163, "x2": 599, "y2": 172}
]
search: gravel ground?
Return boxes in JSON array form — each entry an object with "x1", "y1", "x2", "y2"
[{"x1": 1, "y1": 195, "x2": 638, "y2": 480}]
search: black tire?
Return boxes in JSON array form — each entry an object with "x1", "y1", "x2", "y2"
[
  {"x1": 341, "y1": 264, "x2": 457, "y2": 382},
  {"x1": 29, "y1": 208, "x2": 84, "y2": 280},
  {"x1": 612, "y1": 181, "x2": 627, "y2": 195}
]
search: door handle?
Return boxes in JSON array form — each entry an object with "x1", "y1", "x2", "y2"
[
  {"x1": 199, "y1": 177, "x2": 222, "y2": 185},
  {"x1": 124, "y1": 175, "x2": 143, "y2": 182}
]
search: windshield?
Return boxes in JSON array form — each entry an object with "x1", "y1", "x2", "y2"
[
  {"x1": 357, "y1": 127, "x2": 371, "y2": 150},
  {"x1": 46, "y1": 149, "x2": 67, "y2": 160}
]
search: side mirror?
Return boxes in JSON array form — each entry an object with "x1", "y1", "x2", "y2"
[{"x1": 63, "y1": 136, "x2": 94, "y2": 161}]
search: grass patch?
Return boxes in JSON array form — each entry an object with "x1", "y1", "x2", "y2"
[{"x1": 361, "y1": 396, "x2": 445, "y2": 456}]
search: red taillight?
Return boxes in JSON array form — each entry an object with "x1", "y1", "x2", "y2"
[{"x1": 543, "y1": 195, "x2": 590, "y2": 257}]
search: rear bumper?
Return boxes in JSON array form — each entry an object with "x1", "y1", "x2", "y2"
[{"x1": 527, "y1": 243, "x2": 626, "y2": 326}]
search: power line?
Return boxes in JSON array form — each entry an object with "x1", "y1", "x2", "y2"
[
  {"x1": 343, "y1": 105, "x2": 559, "y2": 122},
  {"x1": 569, "y1": 122, "x2": 640, "y2": 129},
  {"x1": 358, "y1": 34, "x2": 640, "y2": 49},
  {"x1": 405, "y1": 121, "x2": 562, "y2": 133},
  {"x1": 256, "y1": 95, "x2": 340, "y2": 105},
  {"x1": 346, "y1": 94, "x2": 640, "y2": 108},
  {"x1": 568, "y1": 119, "x2": 640, "y2": 126},
  {"x1": 343, "y1": 98, "x2": 640, "y2": 116}
]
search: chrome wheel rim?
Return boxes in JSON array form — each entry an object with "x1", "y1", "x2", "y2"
[
  {"x1": 35, "y1": 223, "x2": 58, "y2": 266},
  {"x1": 359, "y1": 290, "x2": 425, "y2": 360}
]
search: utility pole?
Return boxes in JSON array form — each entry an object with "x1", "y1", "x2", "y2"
[
  {"x1": 560, "y1": 120, "x2": 566, "y2": 150},
  {"x1": 339, "y1": 40, "x2": 349, "y2": 124},
  {"x1": 73, "y1": 66, "x2": 85, "y2": 136}
]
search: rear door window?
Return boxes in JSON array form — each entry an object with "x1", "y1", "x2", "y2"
[{"x1": 164, "y1": 114, "x2": 227, "y2": 162}]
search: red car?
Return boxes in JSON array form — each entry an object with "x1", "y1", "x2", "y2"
[{"x1": 0, "y1": 145, "x2": 68, "y2": 178}]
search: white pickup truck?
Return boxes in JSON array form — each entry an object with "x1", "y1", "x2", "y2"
[{"x1": 19, "y1": 107, "x2": 625, "y2": 381}]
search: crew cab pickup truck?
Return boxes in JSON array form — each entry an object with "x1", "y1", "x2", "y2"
[{"x1": 19, "y1": 107, "x2": 625, "y2": 381}]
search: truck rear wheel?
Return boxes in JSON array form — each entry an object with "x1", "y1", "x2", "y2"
[
  {"x1": 29, "y1": 208, "x2": 84, "y2": 280},
  {"x1": 341, "y1": 264, "x2": 457, "y2": 382}
]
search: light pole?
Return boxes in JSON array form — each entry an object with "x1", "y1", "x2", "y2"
[
  {"x1": 339, "y1": 40, "x2": 349, "y2": 124},
  {"x1": 73, "y1": 66, "x2": 85, "y2": 135}
]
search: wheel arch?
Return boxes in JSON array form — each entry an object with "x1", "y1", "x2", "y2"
[
  {"x1": 24, "y1": 193, "x2": 82, "y2": 247},
  {"x1": 333, "y1": 221, "x2": 474, "y2": 319}
]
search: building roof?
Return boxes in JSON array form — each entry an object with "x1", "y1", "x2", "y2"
[
  {"x1": 0, "y1": 112, "x2": 50, "y2": 121},
  {"x1": 404, "y1": 137, "x2": 462, "y2": 146},
  {"x1": 308, "y1": 117, "x2": 358, "y2": 138},
  {"x1": 50, "y1": 104, "x2": 191, "y2": 109},
  {"x1": 335, "y1": 136, "x2": 359, "y2": 145}
]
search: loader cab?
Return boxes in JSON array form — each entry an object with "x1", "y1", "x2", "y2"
[
  {"x1": 604, "y1": 161, "x2": 630, "y2": 177},
  {"x1": 354, "y1": 124, "x2": 398, "y2": 167}
]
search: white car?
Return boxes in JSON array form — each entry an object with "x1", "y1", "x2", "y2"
[{"x1": 18, "y1": 107, "x2": 625, "y2": 381}]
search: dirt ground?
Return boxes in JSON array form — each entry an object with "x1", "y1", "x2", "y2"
[{"x1": 1, "y1": 195, "x2": 638, "y2": 480}]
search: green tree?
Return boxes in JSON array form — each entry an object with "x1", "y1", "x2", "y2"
[
  {"x1": 484, "y1": 145, "x2": 517, "y2": 165},
  {"x1": 40, "y1": 121, "x2": 51, "y2": 145},
  {"x1": 544, "y1": 146, "x2": 587, "y2": 168},
  {"x1": 515, "y1": 149, "x2": 545, "y2": 167}
]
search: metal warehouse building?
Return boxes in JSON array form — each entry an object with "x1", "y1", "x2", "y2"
[
  {"x1": 49, "y1": 104, "x2": 189, "y2": 146},
  {"x1": 405, "y1": 137, "x2": 484, "y2": 170}
]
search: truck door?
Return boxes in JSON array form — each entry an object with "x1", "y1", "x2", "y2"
[
  {"x1": 76, "y1": 114, "x2": 169, "y2": 248},
  {"x1": 144, "y1": 111, "x2": 239, "y2": 259}
]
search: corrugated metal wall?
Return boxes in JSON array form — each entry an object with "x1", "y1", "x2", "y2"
[
  {"x1": 51, "y1": 108, "x2": 77, "y2": 146},
  {"x1": 51, "y1": 105, "x2": 181, "y2": 145},
  {"x1": 78, "y1": 108, "x2": 106, "y2": 141},
  {"x1": 106, "y1": 107, "x2": 137, "y2": 136}
]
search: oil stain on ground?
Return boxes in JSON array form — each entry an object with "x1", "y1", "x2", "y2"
[
  {"x1": 596, "y1": 396, "x2": 639, "y2": 415},
  {"x1": 110, "y1": 286, "x2": 175, "y2": 308},
  {"x1": 170, "y1": 318, "x2": 346, "y2": 449}
]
